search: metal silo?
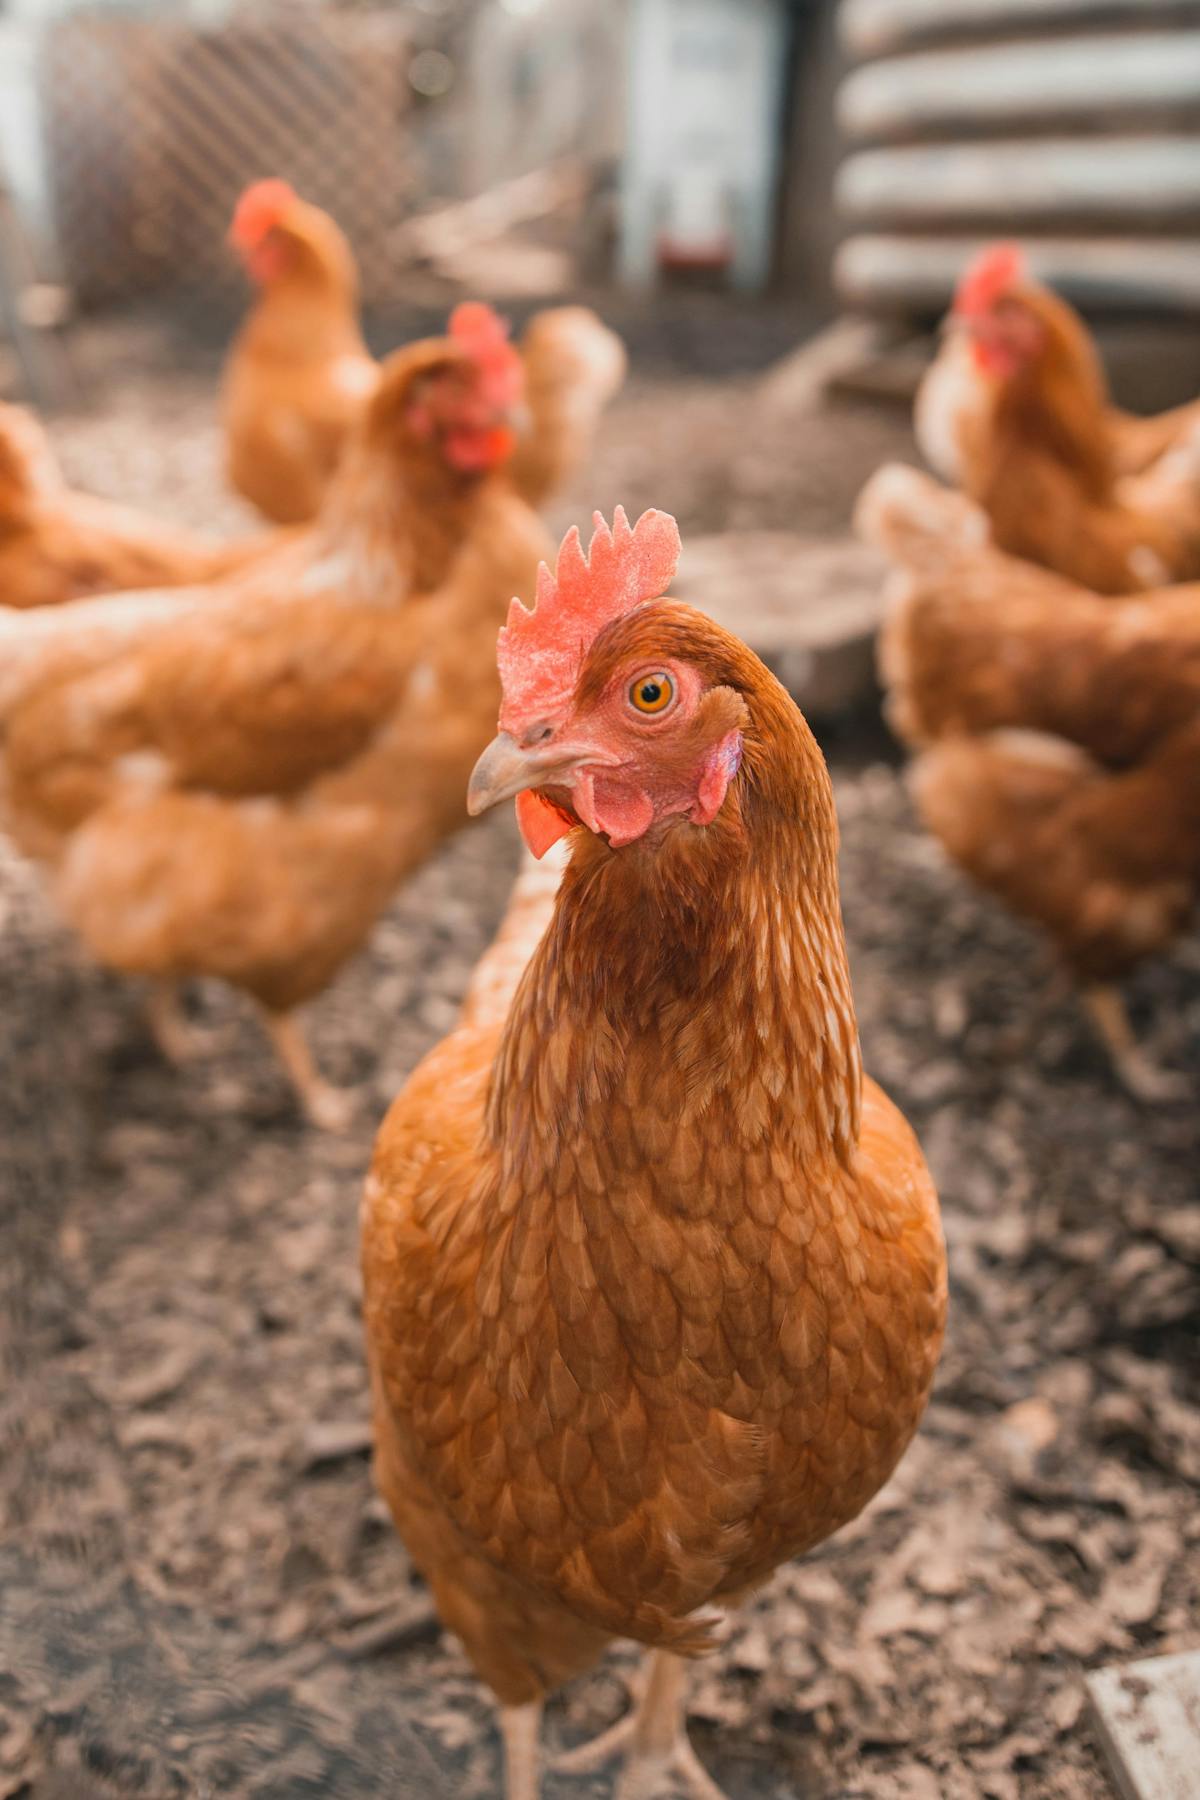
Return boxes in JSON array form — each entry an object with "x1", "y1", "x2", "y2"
[{"x1": 834, "y1": 0, "x2": 1200, "y2": 318}]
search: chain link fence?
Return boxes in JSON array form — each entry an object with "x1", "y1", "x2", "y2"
[{"x1": 41, "y1": 6, "x2": 417, "y2": 308}]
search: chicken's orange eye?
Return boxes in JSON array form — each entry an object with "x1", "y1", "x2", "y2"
[{"x1": 628, "y1": 672, "x2": 674, "y2": 715}]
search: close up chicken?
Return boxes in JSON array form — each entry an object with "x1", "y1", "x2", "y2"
[
  {"x1": 362, "y1": 507, "x2": 947, "y2": 1799},
  {"x1": 221, "y1": 179, "x2": 626, "y2": 526},
  {"x1": 0, "y1": 400, "x2": 271, "y2": 608},
  {"x1": 915, "y1": 244, "x2": 1200, "y2": 594},
  {"x1": 0, "y1": 305, "x2": 550, "y2": 1126},
  {"x1": 859, "y1": 462, "x2": 1200, "y2": 1100}
]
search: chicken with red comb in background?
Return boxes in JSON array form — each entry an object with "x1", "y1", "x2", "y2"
[
  {"x1": 915, "y1": 242, "x2": 1200, "y2": 593},
  {"x1": 363, "y1": 507, "x2": 947, "y2": 1798},
  {"x1": 221, "y1": 182, "x2": 626, "y2": 525},
  {"x1": 0, "y1": 307, "x2": 548, "y2": 1127},
  {"x1": 858, "y1": 459, "x2": 1200, "y2": 1100},
  {"x1": 222, "y1": 178, "x2": 379, "y2": 524}
]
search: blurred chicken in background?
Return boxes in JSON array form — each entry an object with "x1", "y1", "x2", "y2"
[
  {"x1": 222, "y1": 179, "x2": 379, "y2": 525},
  {"x1": 0, "y1": 306, "x2": 550, "y2": 1126},
  {"x1": 363, "y1": 508, "x2": 946, "y2": 1800},
  {"x1": 860, "y1": 463, "x2": 1200, "y2": 1100},
  {"x1": 916, "y1": 244, "x2": 1200, "y2": 594},
  {"x1": 0, "y1": 401, "x2": 273, "y2": 608},
  {"x1": 222, "y1": 181, "x2": 626, "y2": 527}
]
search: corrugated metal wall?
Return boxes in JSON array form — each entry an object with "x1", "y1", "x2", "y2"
[{"x1": 834, "y1": 0, "x2": 1200, "y2": 316}]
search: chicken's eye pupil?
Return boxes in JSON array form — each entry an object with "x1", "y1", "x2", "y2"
[{"x1": 629, "y1": 671, "x2": 674, "y2": 714}]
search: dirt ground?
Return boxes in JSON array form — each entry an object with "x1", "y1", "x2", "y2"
[{"x1": 1, "y1": 302, "x2": 1198, "y2": 1800}]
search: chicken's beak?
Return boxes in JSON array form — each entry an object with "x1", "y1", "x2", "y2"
[{"x1": 467, "y1": 731, "x2": 593, "y2": 816}]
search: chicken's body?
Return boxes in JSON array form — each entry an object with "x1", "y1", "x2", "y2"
[
  {"x1": 0, "y1": 402, "x2": 271, "y2": 609},
  {"x1": 1, "y1": 317, "x2": 549, "y2": 1123},
  {"x1": 916, "y1": 248, "x2": 1200, "y2": 594},
  {"x1": 222, "y1": 182, "x2": 379, "y2": 525},
  {"x1": 914, "y1": 723, "x2": 1200, "y2": 990},
  {"x1": 363, "y1": 511, "x2": 946, "y2": 1796},
  {"x1": 861, "y1": 462, "x2": 1200, "y2": 1097}
]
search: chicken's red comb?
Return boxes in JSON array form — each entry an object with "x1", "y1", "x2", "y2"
[
  {"x1": 498, "y1": 507, "x2": 682, "y2": 727},
  {"x1": 230, "y1": 179, "x2": 297, "y2": 249},
  {"x1": 449, "y1": 302, "x2": 524, "y2": 411},
  {"x1": 953, "y1": 243, "x2": 1027, "y2": 317}
]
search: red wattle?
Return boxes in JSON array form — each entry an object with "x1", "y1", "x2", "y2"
[
  {"x1": 515, "y1": 790, "x2": 572, "y2": 859},
  {"x1": 590, "y1": 778, "x2": 655, "y2": 848}
]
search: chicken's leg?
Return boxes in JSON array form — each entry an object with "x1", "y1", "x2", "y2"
[
  {"x1": 1083, "y1": 985, "x2": 1190, "y2": 1103},
  {"x1": 259, "y1": 1008, "x2": 355, "y2": 1131},
  {"x1": 146, "y1": 979, "x2": 212, "y2": 1064},
  {"x1": 499, "y1": 1702, "x2": 541, "y2": 1800},
  {"x1": 556, "y1": 1650, "x2": 726, "y2": 1800}
]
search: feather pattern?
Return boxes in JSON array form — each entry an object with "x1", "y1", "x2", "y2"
[{"x1": 364, "y1": 583, "x2": 946, "y2": 1713}]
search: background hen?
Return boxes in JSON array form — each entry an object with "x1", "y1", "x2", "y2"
[
  {"x1": 362, "y1": 508, "x2": 946, "y2": 1799},
  {"x1": 0, "y1": 308, "x2": 550, "y2": 1126},
  {"x1": 861, "y1": 462, "x2": 1200, "y2": 1099},
  {"x1": 0, "y1": 400, "x2": 273, "y2": 608},
  {"x1": 222, "y1": 179, "x2": 379, "y2": 526},
  {"x1": 915, "y1": 244, "x2": 1200, "y2": 594},
  {"x1": 221, "y1": 181, "x2": 626, "y2": 528}
]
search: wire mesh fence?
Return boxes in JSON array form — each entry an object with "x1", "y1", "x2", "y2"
[{"x1": 41, "y1": 7, "x2": 416, "y2": 308}]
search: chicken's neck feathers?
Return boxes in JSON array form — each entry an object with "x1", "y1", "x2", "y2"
[{"x1": 489, "y1": 729, "x2": 864, "y2": 1207}]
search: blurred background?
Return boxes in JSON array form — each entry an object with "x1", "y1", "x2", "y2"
[
  {"x1": 2, "y1": 6, "x2": 1199, "y2": 1800},
  {"x1": 3, "y1": 0, "x2": 1200, "y2": 375}
]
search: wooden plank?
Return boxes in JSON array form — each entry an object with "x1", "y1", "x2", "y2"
[
  {"x1": 1087, "y1": 1650, "x2": 1200, "y2": 1800},
  {"x1": 841, "y1": 0, "x2": 1200, "y2": 61},
  {"x1": 389, "y1": 161, "x2": 586, "y2": 266},
  {"x1": 837, "y1": 138, "x2": 1200, "y2": 227},
  {"x1": 838, "y1": 31, "x2": 1200, "y2": 142},
  {"x1": 834, "y1": 234, "x2": 1200, "y2": 315}
]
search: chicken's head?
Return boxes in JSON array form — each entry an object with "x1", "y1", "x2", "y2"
[
  {"x1": 468, "y1": 508, "x2": 748, "y2": 858},
  {"x1": 229, "y1": 179, "x2": 356, "y2": 292},
  {"x1": 950, "y1": 243, "x2": 1046, "y2": 380},
  {"x1": 387, "y1": 303, "x2": 525, "y2": 477}
]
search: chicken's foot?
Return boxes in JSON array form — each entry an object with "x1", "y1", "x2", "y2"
[
  {"x1": 498, "y1": 1702, "x2": 541, "y2": 1800},
  {"x1": 1083, "y1": 985, "x2": 1190, "y2": 1103},
  {"x1": 259, "y1": 1009, "x2": 355, "y2": 1131},
  {"x1": 555, "y1": 1650, "x2": 725, "y2": 1800}
]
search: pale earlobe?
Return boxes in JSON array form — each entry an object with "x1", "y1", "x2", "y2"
[{"x1": 692, "y1": 729, "x2": 743, "y2": 826}]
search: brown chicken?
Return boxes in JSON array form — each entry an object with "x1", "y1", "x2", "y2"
[
  {"x1": 222, "y1": 179, "x2": 379, "y2": 524},
  {"x1": 915, "y1": 244, "x2": 1200, "y2": 594},
  {"x1": 0, "y1": 307, "x2": 550, "y2": 1126},
  {"x1": 0, "y1": 401, "x2": 271, "y2": 609},
  {"x1": 860, "y1": 462, "x2": 1200, "y2": 1099},
  {"x1": 362, "y1": 508, "x2": 947, "y2": 1798},
  {"x1": 221, "y1": 179, "x2": 625, "y2": 525}
]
